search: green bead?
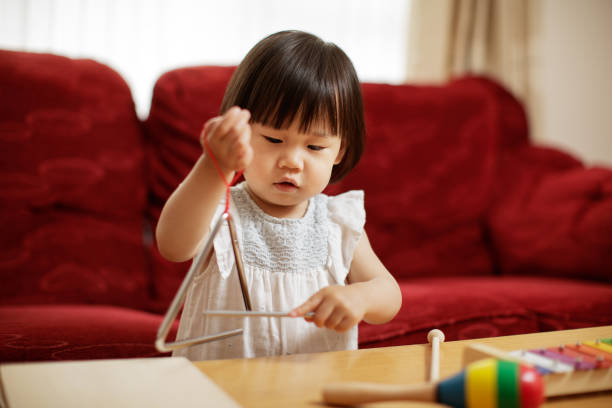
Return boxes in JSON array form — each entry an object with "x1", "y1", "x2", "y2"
[{"x1": 497, "y1": 360, "x2": 519, "y2": 408}]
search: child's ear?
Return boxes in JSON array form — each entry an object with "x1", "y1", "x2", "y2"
[{"x1": 334, "y1": 140, "x2": 346, "y2": 165}]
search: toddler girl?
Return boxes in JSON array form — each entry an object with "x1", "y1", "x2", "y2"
[{"x1": 156, "y1": 30, "x2": 402, "y2": 360}]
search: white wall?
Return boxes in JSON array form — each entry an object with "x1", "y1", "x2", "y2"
[{"x1": 528, "y1": 0, "x2": 612, "y2": 165}]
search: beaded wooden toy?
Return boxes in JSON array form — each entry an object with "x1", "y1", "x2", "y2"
[
  {"x1": 464, "y1": 338, "x2": 612, "y2": 397},
  {"x1": 322, "y1": 358, "x2": 544, "y2": 407}
]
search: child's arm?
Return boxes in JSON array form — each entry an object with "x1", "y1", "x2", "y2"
[
  {"x1": 156, "y1": 107, "x2": 252, "y2": 262},
  {"x1": 290, "y1": 231, "x2": 402, "y2": 332}
]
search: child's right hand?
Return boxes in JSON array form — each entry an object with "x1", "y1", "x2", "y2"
[{"x1": 201, "y1": 106, "x2": 253, "y2": 176}]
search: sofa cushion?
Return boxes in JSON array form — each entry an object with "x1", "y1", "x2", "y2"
[
  {"x1": 358, "y1": 276, "x2": 612, "y2": 348},
  {"x1": 359, "y1": 277, "x2": 538, "y2": 347},
  {"x1": 490, "y1": 146, "x2": 612, "y2": 281},
  {"x1": 0, "y1": 50, "x2": 150, "y2": 308},
  {"x1": 0, "y1": 305, "x2": 178, "y2": 362},
  {"x1": 0, "y1": 50, "x2": 146, "y2": 216},
  {"x1": 326, "y1": 77, "x2": 527, "y2": 279},
  {"x1": 488, "y1": 276, "x2": 612, "y2": 329},
  {"x1": 0, "y1": 210, "x2": 149, "y2": 307},
  {"x1": 145, "y1": 66, "x2": 235, "y2": 305}
]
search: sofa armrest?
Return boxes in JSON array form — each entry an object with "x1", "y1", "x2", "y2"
[{"x1": 489, "y1": 146, "x2": 612, "y2": 281}]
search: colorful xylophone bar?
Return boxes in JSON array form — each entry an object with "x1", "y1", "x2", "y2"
[{"x1": 510, "y1": 338, "x2": 612, "y2": 375}]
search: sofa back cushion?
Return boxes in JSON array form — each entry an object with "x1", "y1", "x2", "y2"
[
  {"x1": 489, "y1": 146, "x2": 612, "y2": 282},
  {"x1": 0, "y1": 50, "x2": 150, "y2": 308},
  {"x1": 326, "y1": 78, "x2": 522, "y2": 279},
  {"x1": 145, "y1": 66, "x2": 235, "y2": 306}
]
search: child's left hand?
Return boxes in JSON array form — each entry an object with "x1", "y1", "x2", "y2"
[{"x1": 289, "y1": 285, "x2": 366, "y2": 332}]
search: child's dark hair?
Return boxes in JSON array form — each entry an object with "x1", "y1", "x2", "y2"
[{"x1": 220, "y1": 30, "x2": 365, "y2": 183}]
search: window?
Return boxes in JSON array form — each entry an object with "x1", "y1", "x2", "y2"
[{"x1": 1, "y1": 0, "x2": 412, "y2": 117}]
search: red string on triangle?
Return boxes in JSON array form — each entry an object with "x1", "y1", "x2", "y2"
[{"x1": 201, "y1": 126, "x2": 243, "y2": 215}]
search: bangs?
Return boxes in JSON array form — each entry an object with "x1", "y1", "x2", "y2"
[{"x1": 247, "y1": 64, "x2": 340, "y2": 136}]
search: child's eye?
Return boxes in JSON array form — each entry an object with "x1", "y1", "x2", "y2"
[
  {"x1": 264, "y1": 136, "x2": 282, "y2": 144},
  {"x1": 308, "y1": 145, "x2": 325, "y2": 151}
]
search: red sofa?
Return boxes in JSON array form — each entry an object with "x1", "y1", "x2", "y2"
[{"x1": 1, "y1": 50, "x2": 611, "y2": 362}]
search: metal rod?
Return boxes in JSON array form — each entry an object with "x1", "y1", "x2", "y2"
[
  {"x1": 158, "y1": 329, "x2": 244, "y2": 352},
  {"x1": 202, "y1": 310, "x2": 315, "y2": 318},
  {"x1": 227, "y1": 215, "x2": 252, "y2": 311}
]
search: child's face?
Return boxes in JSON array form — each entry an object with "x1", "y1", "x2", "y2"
[{"x1": 243, "y1": 118, "x2": 344, "y2": 218}]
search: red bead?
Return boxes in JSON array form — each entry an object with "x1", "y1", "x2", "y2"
[{"x1": 519, "y1": 364, "x2": 545, "y2": 408}]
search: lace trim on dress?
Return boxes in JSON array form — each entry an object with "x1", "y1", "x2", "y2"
[{"x1": 231, "y1": 183, "x2": 329, "y2": 274}]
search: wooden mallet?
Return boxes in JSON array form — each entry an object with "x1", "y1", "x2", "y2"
[{"x1": 322, "y1": 358, "x2": 545, "y2": 407}]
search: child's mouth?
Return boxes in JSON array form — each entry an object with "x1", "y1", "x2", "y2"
[{"x1": 274, "y1": 181, "x2": 298, "y2": 191}]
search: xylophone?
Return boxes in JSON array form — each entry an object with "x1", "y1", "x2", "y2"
[{"x1": 464, "y1": 338, "x2": 612, "y2": 397}]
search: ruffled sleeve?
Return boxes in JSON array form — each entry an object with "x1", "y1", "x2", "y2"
[{"x1": 326, "y1": 190, "x2": 365, "y2": 283}]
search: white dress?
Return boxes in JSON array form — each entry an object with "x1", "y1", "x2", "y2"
[{"x1": 173, "y1": 182, "x2": 365, "y2": 360}]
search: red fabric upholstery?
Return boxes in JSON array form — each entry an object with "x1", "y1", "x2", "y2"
[
  {"x1": 359, "y1": 276, "x2": 612, "y2": 347},
  {"x1": 0, "y1": 211, "x2": 148, "y2": 306},
  {"x1": 0, "y1": 50, "x2": 149, "y2": 309},
  {"x1": 0, "y1": 305, "x2": 177, "y2": 361},
  {"x1": 1, "y1": 52, "x2": 611, "y2": 362},
  {"x1": 490, "y1": 147, "x2": 612, "y2": 281}
]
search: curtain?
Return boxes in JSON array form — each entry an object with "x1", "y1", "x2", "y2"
[{"x1": 407, "y1": 0, "x2": 529, "y2": 100}]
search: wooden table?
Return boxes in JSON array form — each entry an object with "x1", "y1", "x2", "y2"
[{"x1": 195, "y1": 326, "x2": 612, "y2": 407}]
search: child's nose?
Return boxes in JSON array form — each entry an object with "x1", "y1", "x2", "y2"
[{"x1": 278, "y1": 147, "x2": 303, "y2": 170}]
